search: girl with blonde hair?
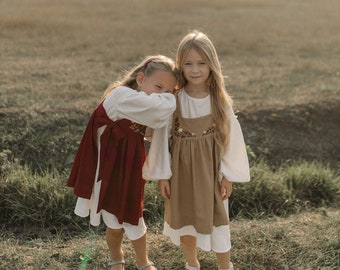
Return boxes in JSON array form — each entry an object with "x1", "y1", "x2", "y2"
[{"x1": 145, "y1": 31, "x2": 250, "y2": 269}]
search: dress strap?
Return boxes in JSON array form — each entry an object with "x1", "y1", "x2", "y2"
[{"x1": 171, "y1": 92, "x2": 181, "y2": 132}]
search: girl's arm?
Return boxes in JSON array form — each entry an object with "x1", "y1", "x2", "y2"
[
  {"x1": 219, "y1": 109, "x2": 250, "y2": 183},
  {"x1": 103, "y1": 86, "x2": 176, "y2": 129},
  {"x1": 142, "y1": 116, "x2": 173, "y2": 181},
  {"x1": 158, "y1": 180, "x2": 171, "y2": 200},
  {"x1": 144, "y1": 127, "x2": 154, "y2": 142},
  {"x1": 220, "y1": 177, "x2": 232, "y2": 200}
]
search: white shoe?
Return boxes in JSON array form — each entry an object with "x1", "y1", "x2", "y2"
[{"x1": 219, "y1": 262, "x2": 234, "y2": 270}]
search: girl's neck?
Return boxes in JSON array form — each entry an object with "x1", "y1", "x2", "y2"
[{"x1": 184, "y1": 84, "x2": 209, "y2": 99}]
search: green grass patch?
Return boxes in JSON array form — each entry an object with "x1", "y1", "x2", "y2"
[
  {"x1": 231, "y1": 161, "x2": 340, "y2": 219},
  {"x1": 1, "y1": 159, "x2": 338, "y2": 232}
]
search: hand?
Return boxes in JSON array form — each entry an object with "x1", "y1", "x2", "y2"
[
  {"x1": 144, "y1": 127, "x2": 154, "y2": 142},
  {"x1": 220, "y1": 177, "x2": 232, "y2": 200},
  {"x1": 158, "y1": 180, "x2": 171, "y2": 200}
]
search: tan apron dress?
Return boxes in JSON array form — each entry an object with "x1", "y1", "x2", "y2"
[{"x1": 164, "y1": 97, "x2": 229, "y2": 234}]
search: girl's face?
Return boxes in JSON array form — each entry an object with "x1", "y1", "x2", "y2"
[
  {"x1": 136, "y1": 70, "x2": 176, "y2": 95},
  {"x1": 182, "y1": 48, "x2": 210, "y2": 88}
]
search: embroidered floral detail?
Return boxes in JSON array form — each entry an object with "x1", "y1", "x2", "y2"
[
  {"x1": 130, "y1": 122, "x2": 146, "y2": 135},
  {"x1": 173, "y1": 116, "x2": 215, "y2": 138},
  {"x1": 204, "y1": 126, "x2": 215, "y2": 135}
]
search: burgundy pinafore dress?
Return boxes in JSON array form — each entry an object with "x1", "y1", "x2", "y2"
[{"x1": 67, "y1": 101, "x2": 147, "y2": 225}]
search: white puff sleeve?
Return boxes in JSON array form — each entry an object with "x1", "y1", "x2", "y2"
[
  {"x1": 219, "y1": 109, "x2": 250, "y2": 183},
  {"x1": 104, "y1": 86, "x2": 176, "y2": 129},
  {"x1": 142, "y1": 116, "x2": 173, "y2": 181}
]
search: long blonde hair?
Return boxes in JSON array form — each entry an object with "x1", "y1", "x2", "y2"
[
  {"x1": 102, "y1": 55, "x2": 178, "y2": 100},
  {"x1": 176, "y1": 30, "x2": 233, "y2": 148}
]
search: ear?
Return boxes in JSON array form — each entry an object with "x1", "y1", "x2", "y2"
[{"x1": 136, "y1": 72, "x2": 145, "y2": 87}]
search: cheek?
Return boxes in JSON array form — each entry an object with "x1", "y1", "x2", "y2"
[
  {"x1": 141, "y1": 82, "x2": 152, "y2": 93},
  {"x1": 145, "y1": 88, "x2": 157, "y2": 94},
  {"x1": 182, "y1": 68, "x2": 190, "y2": 77},
  {"x1": 203, "y1": 67, "x2": 211, "y2": 76},
  {"x1": 144, "y1": 89, "x2": 153, "y2": 95},
  {"x1": 140, "y1": 85, "x2": 150, "y2": 94}
]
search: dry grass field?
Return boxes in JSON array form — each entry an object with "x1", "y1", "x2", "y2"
[
  {"x1": 1, "y1": 209, "x2": 339, "y2": 269},
  {"x1": 1, "y1": 0, "x2": 339, "y2": 110},
  {"x1": 1, "y1": 0, "x2": 339, "y2": 166},
  {"x1": 1, "y1": 0, "x2": 339, "y2": 269}
]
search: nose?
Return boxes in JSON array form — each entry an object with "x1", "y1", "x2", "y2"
[{"x1": 192, "y1": 64, "x2": 199, "y2": 72}]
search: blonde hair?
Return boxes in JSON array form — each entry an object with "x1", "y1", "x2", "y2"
[
  {"x1": 176, "y1": 30, "x2": 233, "y2": 148},
  {"x1": 102, "y1": 55, "x2": 178, "y2": 100}
]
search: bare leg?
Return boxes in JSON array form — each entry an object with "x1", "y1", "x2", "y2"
[
  {"x1": 131, "y1": 233, "x2": 156, "y2": 270},
  {"x1": 180, "y1": 235, "x2": 200, "y2": 267},
  {"x1": 215, "y1": 251, "x2": 232, "y2": 269},
  {"x1": 106, "y1": 227, "x2": 124, "y2": 270}
]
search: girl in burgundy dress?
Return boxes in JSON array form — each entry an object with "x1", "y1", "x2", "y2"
[{"x1": 67, "y1": 55, "x2": 177, "y2": 270}]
